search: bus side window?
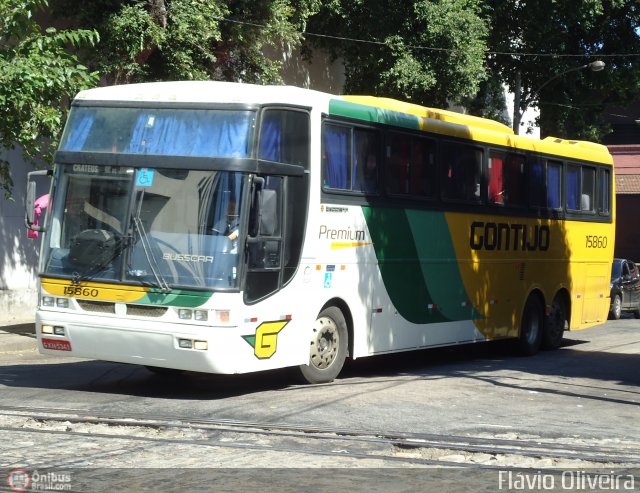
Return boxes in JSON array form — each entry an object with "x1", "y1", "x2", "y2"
[
  {"x1": 411, "y1": 138, "x2": 436, "y2": 198},
  {"x1": 259, "y1": 109, "x2": 310, "y2": 169},
  {"x1": 322, "y1": 123, "x2": 350, "y2": 190},
  {"x1": 488, "y1": 155, "x2": 504, "y2": 205},
  {"x1": 441, "y1": 142, "x2": 481, "y2": 202},
  {"x1": 581, "y1": 166, "x2": 595, "y2": 212},
  {"x1": 566, "y1": 164, "x2": 581, "y2": 211},
  {"x1": 597, "y1": 168, "x2": 611, "y2": 215},
  {"x1": 352, "y1": 129, "x2": 378, "y2": 194},
  {"x1": 528, "y1": 159, "x2": 546, "y2": 208},
  {"x1": 386, "y1": 132, "x2": 410, "y2": 195},
  {"x1": 504, "y1": 154, "x2": 526, "y2": 206},
  {"x1": 547, "y1": 161, "x2": 562, "y2": 210}
]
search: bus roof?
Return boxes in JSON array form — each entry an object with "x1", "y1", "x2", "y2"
[
  {"x1": 73, "y1": 81, "x2": 613, "y2": 165},
  {"x1": 73, "y1": 81, "x2": 329, "y2": 106}
]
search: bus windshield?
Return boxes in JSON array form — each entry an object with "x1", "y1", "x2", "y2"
[
  {"x1": 60, "y1": 106, "x2": 256, "y2": 157},
  {"x1": 42, "y1": 165, "x2": 247, "y2": 290}
]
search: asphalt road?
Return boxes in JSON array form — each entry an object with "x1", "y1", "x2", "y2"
[
  {"x1": 1, "y1": 317, "x2": 638, "y2": 442},
  {"x1": 1, "y1": 318, "x2": 639, "y2": 492}
]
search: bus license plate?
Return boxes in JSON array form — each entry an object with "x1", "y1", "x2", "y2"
[{"x1": 42, "y1": 338, "x2": 72, "y2": 351}]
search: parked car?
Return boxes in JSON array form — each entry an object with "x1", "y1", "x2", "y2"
[{"x1": 609, "y1": 258, "x2": 640, "y2": 319}]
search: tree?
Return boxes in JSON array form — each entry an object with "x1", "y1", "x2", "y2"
[
  {"x1": 0, "y1": 0, "x2": 99, "y2": 198},
  {"x1": 303, "y1": 0, "x2": 489, "y2": 107},
  {"x1": 484, "y1": 0, "x2": 640, "y2": 140},
  {"x1": 53, "y1": 0, "x2": 322, "y2": 84}
]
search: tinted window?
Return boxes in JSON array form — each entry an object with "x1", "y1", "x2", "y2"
[
  {"x1": 259, "y1": 110, "x2": 310, "y2": 169},
  {"x1": 441, "y1": 143, "x2": 482, "y2": 202},
  {"x1": 322, "y1": 122, "x2": 378, "y2": 194},
  {"x1": 386, "y1": 132, "x2": 436, "y2": 198},
  {"x1": 488, "y1": 153, "x2": 526, "y2": 206}
]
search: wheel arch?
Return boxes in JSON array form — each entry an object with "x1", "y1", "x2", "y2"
[{"x1": 320, "y1": 297, "x2": 354, "y2": 360}]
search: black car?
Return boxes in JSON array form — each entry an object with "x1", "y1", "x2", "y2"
[{"x1": 609, "y1": 258, "x2": 640, "y2": 319}]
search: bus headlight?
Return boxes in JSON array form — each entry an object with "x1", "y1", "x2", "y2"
[
  {"x1": 56, "y1": 298, "x2": 70, "y2": 308},
  {"x1": 194, "y1": 310, "x2": 208, "y2": 321},
  {"x1": 42, "y1": 297, "x2": 55, "y2": 307},
  {"x1": 178, "y1": 309, "x2": 192, "y2": 320}
]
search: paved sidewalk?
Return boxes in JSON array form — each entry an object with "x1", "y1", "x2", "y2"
[{"x1": 0, "y1": 320, "x2": 37, "y2": 354}]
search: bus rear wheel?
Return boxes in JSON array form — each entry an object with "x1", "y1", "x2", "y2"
[
  {"x1": 516, "y1": 295, "x2": 543, "y2": 356},
  {"x1": 543, "y1": 295, "x2": 567, "y2": 349},
  {"x1": 296, "y1": 306, "x2": 348, "y2": 384}
]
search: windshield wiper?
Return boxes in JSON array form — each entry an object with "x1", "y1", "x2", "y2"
[{"x1": 130, "y1": 196, "x2": 172, "y2": 293}]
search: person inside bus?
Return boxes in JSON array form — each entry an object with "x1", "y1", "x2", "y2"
[{"x1": 222, "y1": 200, "x2": 239, "y2": 246}]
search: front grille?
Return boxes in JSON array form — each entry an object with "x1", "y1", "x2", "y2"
[
  {"x1": 77, "y1": 300, "x2": 116, "y2": 314},
  {"x1": 126, "y1": 304, "x2": 168, "y2": 318}
]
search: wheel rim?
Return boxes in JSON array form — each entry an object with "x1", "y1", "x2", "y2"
[
  {"x1": 310, "y1": 315, "x2": 340, "y2": 370},
  {"x1": 614, "y1": 296, "x2": 621, "y2": 318}
]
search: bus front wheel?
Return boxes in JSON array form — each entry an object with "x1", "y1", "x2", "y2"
[
  {"x1": 296, "y1": 306, "x2": 348, "y2": 384},
  {"x1": 517, "y1": 295, "x2": 543, "y2": 356}
]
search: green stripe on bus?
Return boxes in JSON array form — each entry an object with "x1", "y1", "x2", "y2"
[
  {"x1": 363, "y1": 207, "x2": 481, "y2": 324},
  {"x1": 139, "y1": 289, "x2": 213, "y2": 308},
  {"x1": 329, "y1": 100, "x2": 420, "y2": 130}
]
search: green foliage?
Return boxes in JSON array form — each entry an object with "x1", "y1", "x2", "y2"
[
  {"x1": 304, "y1": 0, "x2": 489, "y2": 107},
  {"x1": 485, "y1": 0, "x2": 640, "y2": 140},
  {"x1": 0, "y1": 0, "x2": 99, "y2": 198},
  {"x1": 54, "y1": 0, "x2": 322, "y2": 84}
]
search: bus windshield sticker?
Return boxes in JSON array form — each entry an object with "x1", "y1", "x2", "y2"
[{"x1": 136, "y1": 168, "x2": 155, "y2": 187}]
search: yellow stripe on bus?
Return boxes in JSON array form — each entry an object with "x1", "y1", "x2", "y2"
[
  {"x1": 331, "y1": 241, "x2": 372, "y2": 250},
  {"x1": 41, "y1": 278, "x2": 149, "y2": 303}
]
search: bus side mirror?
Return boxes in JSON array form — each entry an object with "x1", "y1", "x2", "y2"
[
  {"x1": 25, "y1": 170, "x2": 51, "y2": 233},
  {"x1": 26, "y1": 181, "x2": 37, "y2": 227}
]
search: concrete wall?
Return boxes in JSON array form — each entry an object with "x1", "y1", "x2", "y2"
[{"x1": 0, "y1": 148, "x2": 48, "y2": 323}]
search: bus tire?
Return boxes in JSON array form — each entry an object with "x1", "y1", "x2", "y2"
[
  {"x1": 543, "y1": 295, "x2": 567, "y2": 350},
  {"x1": 296, "y1": 306, "x2": 348, "y2": 384},
  {"x1": 517, "y1": 295, "x2": 543, "y2": 356}
]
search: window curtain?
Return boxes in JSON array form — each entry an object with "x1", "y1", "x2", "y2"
[
  {"x1": 488, "y1": 157, "x2": 503, "y2": 204},
  {"x1": 547, "y1": 164, "x2": 562, "y2": 209},
  {"x1": 529, "y1": 161, "x2": 544, "y2": 207},
  {"x1": 125, "y1": 112, "x2": 251, "y2": 157},
  {"x1": 566, "y1": 166, "x2": 580, "y2": 210},
  {"x1": 61, "y1": 111, "x2": 96, "y2": 151},
  {"x1": 323, "y1": 126, "x2": 348, "y2": 189},
  {"x1": 259, "y1": 114, "x2": 282, "y2": 161}
]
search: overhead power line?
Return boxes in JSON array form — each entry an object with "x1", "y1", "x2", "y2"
[{"x1": 213, "y1": 16, "x2": 640, "y2": 59}]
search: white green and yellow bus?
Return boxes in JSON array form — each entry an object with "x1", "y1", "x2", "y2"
[{"x1": 26, "y1": 81, "x2": 615, "y2": 384}]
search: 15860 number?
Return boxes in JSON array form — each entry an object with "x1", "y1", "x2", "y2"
[
  {"x1": 63, "y1": 286, "x2": 99, "y2": 297},
  {"x1": 585, "y1": 235, "x2": 608, "y2": 249}
]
